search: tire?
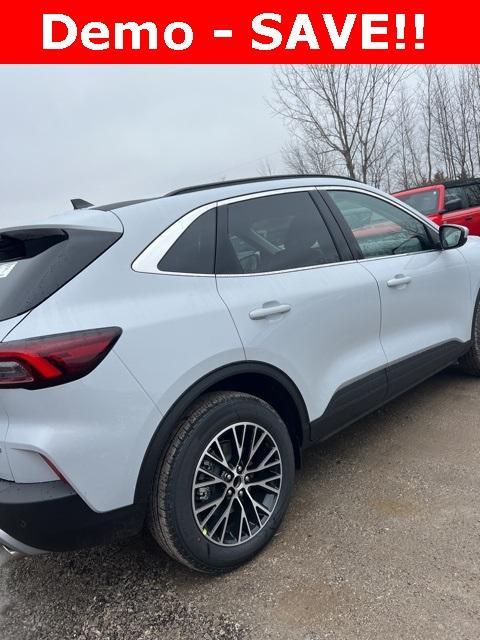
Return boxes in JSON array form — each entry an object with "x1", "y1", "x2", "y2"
[
  {"x1": 459, "y1": 295, "x2": 480, "y2": 376},
  {"x1": 148, "y1": 391, "x2": 295, "y2": 573}
]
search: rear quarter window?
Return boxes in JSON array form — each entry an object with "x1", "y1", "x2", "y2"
[{"x1": 157, "y1": 208, "x2": 216, "y2": 274}]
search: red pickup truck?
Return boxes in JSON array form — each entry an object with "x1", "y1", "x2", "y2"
[{"x1": 393, "y1": 179, "x2": 480, "y2": 236}]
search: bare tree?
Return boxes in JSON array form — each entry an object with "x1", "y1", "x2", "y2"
[
  {"x1": 419, "y1": 66, "x2": 435, "y2": 183},
  {"x1": 425, "y1": 66, "x2": 478, "y2": 180},
  {"x1": 392, "y1": 88, "x2": 421, "y2": 188},
  {"x1": 272, "y1": 64, "x2": 480, "y2": 192},
  {"x1": 257, "y1": 158, "x2": 275, "y2": 176},
  {"x1": 272, "y1": 65, "x2": 410, "y2": 184},
  {"x1": 282, "y1": 131, "x2": 338, "y2": 175},
  {"x1": 470, "y1": 66, "x2": 480, "y2": 170}
]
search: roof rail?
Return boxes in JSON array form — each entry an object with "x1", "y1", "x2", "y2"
[{"x1": 164, "y1": 174, "x2": 358, "y2": 197}]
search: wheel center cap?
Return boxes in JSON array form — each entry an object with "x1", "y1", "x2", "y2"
[{"x1": 233, "y1": 475, "x2": 242, "y2": 488}]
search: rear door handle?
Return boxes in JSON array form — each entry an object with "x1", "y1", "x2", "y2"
[
  {"x1": 249, "y1": 303, "x2": 292, "y2": 320},
  {"x1": 387, "y1": 275, "x2": 412, "y2": 288}
]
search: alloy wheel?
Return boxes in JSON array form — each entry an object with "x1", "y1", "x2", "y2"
[{"x1": 192, "y1": 422, "x2": 282, "y2": 546}]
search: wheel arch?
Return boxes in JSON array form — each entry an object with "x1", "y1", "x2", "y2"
[{"x1": 134, "y1": 361, "x2": 310, "y2": 506}]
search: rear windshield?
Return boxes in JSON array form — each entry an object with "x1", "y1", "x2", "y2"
[
  {"x1": 396, "y1": 190, "x2": 440, "y2": 216},
  {"x1": 0, "y1": 227, "x2": 121, "y2": 321}
]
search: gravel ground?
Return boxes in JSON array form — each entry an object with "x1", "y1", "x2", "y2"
[{"x1": 1, "y1": 368, "x2": 479, "y2": 640}]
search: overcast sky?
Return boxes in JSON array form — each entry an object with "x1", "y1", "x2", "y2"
[{"x1": 0, "y1": 65, "x2": 288, "y2": 227}]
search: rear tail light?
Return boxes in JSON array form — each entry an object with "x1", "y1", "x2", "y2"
[{"x1": 0, "y1": 327, "x2": 122, "y2": 389}]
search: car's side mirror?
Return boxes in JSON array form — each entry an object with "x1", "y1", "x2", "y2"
[
  {"x1": 439, "y1": 224, "x2": 468, "y2": 249},
  {"x1": 444, "y1": 196, "x2": 463, "y2": 212}
]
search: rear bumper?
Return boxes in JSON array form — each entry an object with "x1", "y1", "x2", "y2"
[
  {"x1": 0, "y1": 479, "x2": 145, "y2": 554},
  {"x1": 0, "y1": 528, "x2": 46, "y2": 555}
]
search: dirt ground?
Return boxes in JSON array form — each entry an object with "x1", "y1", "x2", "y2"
[{"x1": 1, "y1": 367, "x2": 479, "y2": 640}]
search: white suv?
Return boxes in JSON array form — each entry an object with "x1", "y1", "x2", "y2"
[{"x1": 1, "y1": 175, "x2": 479, "y2": 572}]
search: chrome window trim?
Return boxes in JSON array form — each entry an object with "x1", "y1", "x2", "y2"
[
  {"x1": 354, "y1": 249, "x2": 441, "y2": 264},
  {"x1": 219, "y1": 186, "x2": 316, "y2": 206},
  {"x1": 216, "y1": 259, "x2": 356, "y2": 278},
  {"x1": 132, "y1": 184, "x2": 442, "y2": 277}
]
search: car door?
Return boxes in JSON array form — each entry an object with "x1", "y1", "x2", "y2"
[
  {"x1": 214, "y1": 188, "x2": 388, "y2": 438},
  {"x1": 323, "y1": 188, "x2": 471, "y2": 396}
]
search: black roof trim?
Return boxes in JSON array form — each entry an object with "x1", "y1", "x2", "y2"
[
  {"x1": 164, "y1": 174, "x2": 358, "y2": 197},
  {"x1": 89, "y1": 174, "x2": 360, "y2": 213},
  {"x1": 95, "y1": 198, "x2": 159, "y2": 212},
  {"x1": 444, "y1": 178, "x2": 480, "y2": 188},
  {"x1": 398, "y1": 178, "x2": 480, "y2": 193}
]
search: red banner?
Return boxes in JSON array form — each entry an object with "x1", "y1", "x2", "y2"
[{"x1": 0, "y1": 1, "x2": 477, "y2": 63}]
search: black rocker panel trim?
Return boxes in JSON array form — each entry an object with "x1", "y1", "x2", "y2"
[
  {"x1": 387, "y1": 340, "x2": 469, "y2": 400},
  {"x1": 311, "y1": 369, "x2": 387, "y2": 442},
  {"x1": 311, "y1": 340, "x2": 469, "y2": 442}
]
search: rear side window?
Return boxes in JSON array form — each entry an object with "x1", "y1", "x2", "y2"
[
  {"x1": 216, "y1": 192, "x2": 340, "y2": 274},
  {"x1": 446, "y1": 183, "x2": 480, "y2": 209},
  {"x1": 157, "y1": 208, "x2": 216, "y2": 274},
  {"x1": 445, "y1": 186, "x2": 469, "y2": 208},
  {"x1": 467, "y1": 183, "x2": 480, "y2": 207},
  {"x1": 0, "y1": 227, "x2": 121, "y2": 321}
]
